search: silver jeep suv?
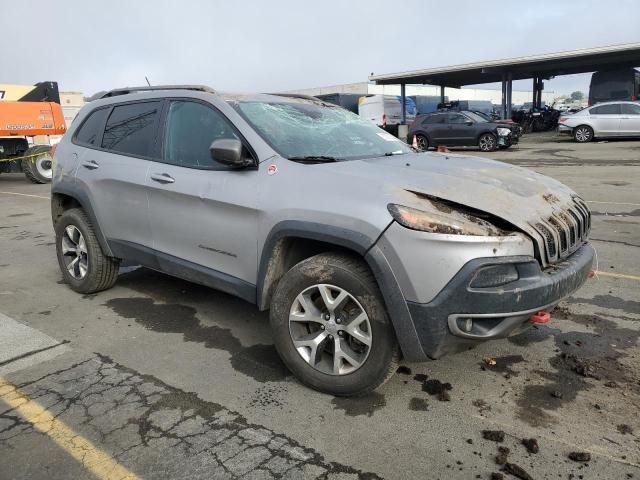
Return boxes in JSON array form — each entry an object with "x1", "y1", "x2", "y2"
[{"x1": 51, "y1": 86, "x2": 594, "y2": 395}]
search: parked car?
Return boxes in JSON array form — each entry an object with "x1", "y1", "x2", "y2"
[
  {"x1": 558, "y1": 101, "x2": 640, "y2": 142},
  {"x1": 52, "y1": 86, "x2": 594, "y2": 396},
  {"x1": 408, "y1": 111, "x2": 516, "y2": 151}
]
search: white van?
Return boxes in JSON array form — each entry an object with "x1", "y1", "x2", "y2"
[{"x1": 358, "y1": 95, "x2": 417, "y2": 130}]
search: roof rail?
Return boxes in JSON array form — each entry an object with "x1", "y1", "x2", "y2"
[{"x1": 100, "y1": 85, "x2": 215, "y2": 99}]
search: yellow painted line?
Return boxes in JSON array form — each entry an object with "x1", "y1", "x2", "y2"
[
  {"x1": 0, "y1": 378, "x2": 139, "y2": 480},
  {"x1": 0, "y1": 191, "x2": 50, "y2": 200},
  {"x1": 595, "y1": 270, "x2": 640, "y2": 281}
]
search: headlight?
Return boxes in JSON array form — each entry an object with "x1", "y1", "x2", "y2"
[
  {"x1": 496, "y1": 127, "x2": 511, "y2": 137},
  {"x1": 387, "y1": 203, "x2": 503, "y2": 236}
]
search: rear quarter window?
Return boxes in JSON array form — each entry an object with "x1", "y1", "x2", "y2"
[{"x1": 74, "y1": 108, "x2": 109, "y2": 146}]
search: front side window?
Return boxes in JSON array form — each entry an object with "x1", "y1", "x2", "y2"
[
  {"x1": 234, "y1": 101, "x2": 412, "y2": 160},
  {"x1": 447, "y1": 113, "x2": 468, "y2": 124},
  {"x1": 590, "y1": 104, "x2": 621, "y2": 115},
  {"x1": 163, "y1": 101, "x2": 239, "y2": 168},
  {"x1": 101, "y1": 101, "x2": 161, "y2": 156},
  {"x1": 75, "y1": 108, "x2": 109, "y2": 146},
  {"x1": 622, "y1": 103, "x2": 640, "y2": 115}
]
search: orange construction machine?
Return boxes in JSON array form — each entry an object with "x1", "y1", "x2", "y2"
[{"x1": 0, "y1": 81, "x2": 67, "y2": 183}]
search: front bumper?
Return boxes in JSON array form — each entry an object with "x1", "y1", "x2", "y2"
[{"x1": 407, "y1": 243, "x2": 594, "y2": 359}]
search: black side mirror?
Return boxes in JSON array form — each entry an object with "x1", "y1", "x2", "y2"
[
  {"x1": 465, "y1": 120, "x2": 473, "y2": 126},
  {"x1": 210, "y1": 139, "x2": 251, "y2": 168}
]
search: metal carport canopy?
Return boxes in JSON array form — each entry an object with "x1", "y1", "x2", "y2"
[{"x1": 369, "y1": 43, "x2": 640, "y2": 87}]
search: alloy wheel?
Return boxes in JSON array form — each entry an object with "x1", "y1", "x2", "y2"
[
  {"x1": 575, "y1": 127, "x2": 592, "y2": 142},
  {"x1": 288, "y1": 284, "x2": 372, "y2": 375},
  {"x1": 61, "y1": 225, "x2": 89, "y2": 279},
  {"x1": 479, "y1": 135, "x2": 496, "y2": 151}
]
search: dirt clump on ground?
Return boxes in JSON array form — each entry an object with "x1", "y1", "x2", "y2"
[
  {"x1": 482, "y1": 430, "x2": 505, "y2": 442},
  {"x1": 522, "y1": 438, "x2": 539, "y2": 454},
  {"x1": 568, "y1": 451, "x2": 591, "y2": 462},
  {"x1": 495, "y1": 446, "x2": 510, "y2": 465},
  {"x1": 503, "y1": 462, "x2": 534, "y2": 480},
  {"x1": 422, "y1": 379, "x2": 452, "y2": 401}
]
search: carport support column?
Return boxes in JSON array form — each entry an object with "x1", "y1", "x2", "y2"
[
  {"x1": 506, "y1": 72, "x2": 513, "y2": 119},
  {"x1": 398, "y1": 83, "x2": 408, "y2": 142},
  {"x1": 440, "y1": 85, "x2": 445, "y2": 104},
  {"x1": 401, "y1": 83, "x2": 406, "y2": 124},
  {"x1": 501, "y1": 73, "x2": 507, "y2": 119}
]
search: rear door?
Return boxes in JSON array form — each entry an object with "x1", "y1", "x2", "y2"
[
  {"x1": 146, "y1": 99, "x2": 260, "y2": 295},
  {"x1": 620, "y1": 103, "x2": 640, "y2": 136},
  {"x1": 589, "y1": 103, "x2": 622, "y2": 135},
  {"x1": 74, "y1": 100, "x2": 161, "y2": 249}
]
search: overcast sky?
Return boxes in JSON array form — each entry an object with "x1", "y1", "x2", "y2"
[{"x1": 3, "y1": 0, "x2": 638, "y2": 97}]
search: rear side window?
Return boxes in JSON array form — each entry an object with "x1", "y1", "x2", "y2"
[
  {"x1": 75, "y1": 108, "x2": 109, "y2": 146},
  {"x1": 422, "y1": 114, "x2": 445, "y2": 125},
  {"x1": 101, "y1": 101, "x2": 161, "y2": 157},
  {"x1": 622, "y1": 103, "x2": 640, "y2": 115},
  {"x1": 590, "y1": 104, "x2": 621, "y2": 115},
  {"x1": 163, "y1": 100, "x2": 239, "y2": 169}
]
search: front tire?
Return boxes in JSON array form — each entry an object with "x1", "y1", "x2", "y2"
[
  {"x1": 573, "y1": 125, "x2": 594, "y2": 143},
  {"x1": 478, "y1": 133, "x2": 497, "y2": 152},
  {"x1": 270, "y1": 253, "x2": 399, "y2": 396},
  {"x1": 55, "y1": 208, "x2": 120, "y2": 293}
]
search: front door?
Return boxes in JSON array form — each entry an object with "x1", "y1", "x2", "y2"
[
  {"x1": 445, "y1": 112, "x2": 475, "y2": 145},
  {"x1": 146, "y1": 99, "x2": 260, "y2": 297}
]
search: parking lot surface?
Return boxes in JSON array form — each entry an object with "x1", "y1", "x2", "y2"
[{"x1": 1, "y1": 132, "x2": 639, "y2": 479}]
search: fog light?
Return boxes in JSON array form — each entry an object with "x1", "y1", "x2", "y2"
[{"x1": 460, "y1": 318, "x2": 473, "y2": 333}]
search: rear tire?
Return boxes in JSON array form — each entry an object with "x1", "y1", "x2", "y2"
[
  {"x1": 270, "y1": 253, "x2": 399, "y2": 396},
  {"x1": 55, "y1": 208, "x2": 120, "y2": 293},
  {"x1": 573, "y1": 125, "x2": 594, "y2": 143},
  {"x1": 23, "y1": 147, "x2": 53, "y2": 184},
  {"x1": 415, "y1": 134, "x2": 429, "y2": 151},
  {"x1": 478, "y1": 133, "x2": 497, "y2": 152}
]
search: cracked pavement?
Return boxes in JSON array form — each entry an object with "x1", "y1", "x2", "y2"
[
  {"x1": 1, "y1": 355, "x2": 378, "y2": 479},
  {"x1": 1, "y1": 133, "x2": 640, "y2": 479}
]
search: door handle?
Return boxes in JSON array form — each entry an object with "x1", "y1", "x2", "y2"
[
  {"x1": 150, "y1": 173, "x2": 175, "y2": 184},
  {"x1": 81, "y1": 160, "x2": 99, "y2": 170}
]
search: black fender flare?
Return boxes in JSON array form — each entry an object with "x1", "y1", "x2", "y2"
[
  {"x1": 257, "y1": 220, "x2": 428, "y2": 362},
  {"x1": 51, "y1": 183, "x2": 114, "y2": 257}
]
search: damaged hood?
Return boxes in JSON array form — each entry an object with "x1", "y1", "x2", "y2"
[{"x1": 326, "y1": 152, "x2": 578, "y2": 232}]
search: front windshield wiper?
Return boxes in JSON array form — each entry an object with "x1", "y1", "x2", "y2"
[
  {"x1": 384, "y1": 150, "x2": 407, "y2": 156},
  {"x1": 287, "y1": 155, "x2": 339, "y2": 163}
]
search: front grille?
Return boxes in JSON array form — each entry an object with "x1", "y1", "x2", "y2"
[{"x1": 531, "y1": 197, "x2": 591, "y2": 265}]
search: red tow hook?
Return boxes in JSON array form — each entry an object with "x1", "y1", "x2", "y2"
[{"x1": 529, "y1": 311, "x2": 551, "y2": 325}]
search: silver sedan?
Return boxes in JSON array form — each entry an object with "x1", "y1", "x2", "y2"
[{"x1": 558, "y1": 101, "x2": 640, "y2": 142}]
